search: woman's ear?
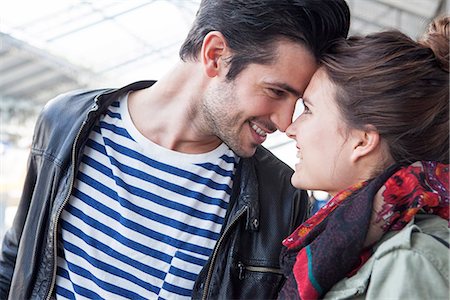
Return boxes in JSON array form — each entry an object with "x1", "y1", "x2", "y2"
[
  {"x1": 350, "y1": 127, "x2": 381, "y2": 163},
  {"x1": 201, "y1": 31, "x2": 229, "y2": 78}
]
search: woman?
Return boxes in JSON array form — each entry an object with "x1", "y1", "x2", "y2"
[{"x1": 279, "y1": 16, "x2": 449, "y2": 299}]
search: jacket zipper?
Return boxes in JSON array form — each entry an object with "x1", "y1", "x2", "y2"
[
  {"x1": 45, "y1": 102, "x2": 99, "y2": 300},
  {"x1": 201, "y1": 205, "x2": 248, "y2": 300},
  {"x1": 237, "y1": 262, "x2": 283, "y2": 280}
]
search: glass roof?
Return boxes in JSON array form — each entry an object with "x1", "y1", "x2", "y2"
[
  {"x1": 1, "y1": 0, "x2": 445, "y2": 101},
  {"x1": 2, "y1": 0, "x2": 201, "y2": 88}
]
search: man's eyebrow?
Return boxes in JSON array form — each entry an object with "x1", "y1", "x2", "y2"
[{"x1": 266, "y1": 81, "x2": 302, "y2": 98}]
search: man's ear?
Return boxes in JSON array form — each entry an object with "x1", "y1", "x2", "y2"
[
  {"x1": 350, "y1": 127, "x2": 381, "y2": 163},
  {"x1": 201, "y1": 31, "x2": 229, "y2": 78}
]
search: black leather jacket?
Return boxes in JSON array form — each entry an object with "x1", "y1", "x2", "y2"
[{"x1": 0, "y1": 81, "x2": 308, "y2": 300}]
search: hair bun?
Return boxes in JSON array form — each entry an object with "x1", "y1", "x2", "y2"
[{"x1": 420, "y1": 16, "x2": 449, "y2": 72}]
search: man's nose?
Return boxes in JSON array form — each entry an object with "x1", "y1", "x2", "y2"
[{"x1": 271, "y1": 101, "x2": 296, "y2": 132}]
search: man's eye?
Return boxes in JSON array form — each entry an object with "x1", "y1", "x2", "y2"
[{"x1": 269, "y1": 88, "x2": 285, "y2": 98}]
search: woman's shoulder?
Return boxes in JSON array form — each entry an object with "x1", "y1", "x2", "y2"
[
  {"x1": 365, "y1": 215, "x2": 448, "y2": 299},
  {"x1": 324, "y1": 215, "x2": 449, "y2": 300},
  {"x1": 374, "y1": 214, "x2": 448, "y2": 257},
  {"x1": 372, "y1": 214, "x2": 448, "y2": 276}
]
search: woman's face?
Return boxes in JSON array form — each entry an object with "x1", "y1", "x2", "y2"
[{"x1": 286, "y1": 68, "x2": 360, "y2": 196}]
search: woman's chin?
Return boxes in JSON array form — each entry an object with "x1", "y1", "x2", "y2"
[{"x1": 291, "y1": 173, "x2": 305, "y2": 190}]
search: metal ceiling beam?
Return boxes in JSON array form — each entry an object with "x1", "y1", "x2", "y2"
[
  {"x1": 377, "y1": 0, "x2": 442, "y2": 19},
  {"x1": 1, "y1": 32, "x2": 93, "y2": 85},
  {"x1": 18, "y1": 2, "x2": 119, "y2": 33},
  {"x1": 0, "y1": 52, "x2": 32, "y2": 72},
  {"x1": 46, "y1": 1, "x2": 157, "y2": 42},
  {"x1": 2, "y1": 71, "x2": 69, "y2": 99},
  {"x1": 0, "y1": 62, "x2": 48, "y2": 88}
]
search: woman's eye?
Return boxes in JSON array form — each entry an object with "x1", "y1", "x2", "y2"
[
  {"x1": 292, "y1": 98, "x2": 310, "y2": 121},
  {"x1": 304, "y1": 104, "x2": 311, "y2": 113}
]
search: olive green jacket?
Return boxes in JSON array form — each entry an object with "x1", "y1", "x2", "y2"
[{"x1": 324, "y1": 214, "x2": 449, "y2": 300}]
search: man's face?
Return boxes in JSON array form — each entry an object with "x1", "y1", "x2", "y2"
[{"x1": 200, "y1": 40, "x2": 317, "y2": 157}]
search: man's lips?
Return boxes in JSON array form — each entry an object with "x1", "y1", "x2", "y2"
[
  {"x1": 250, "y1": 123, "x2": 268, "y2": 137},
  {"x1": 249, "y1": 121, "x2": 277, "y2": 137}
]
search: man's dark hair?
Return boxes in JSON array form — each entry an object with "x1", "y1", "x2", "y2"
[{"x1": 179, "y1": 0, "x2": 350, "y2": 80}]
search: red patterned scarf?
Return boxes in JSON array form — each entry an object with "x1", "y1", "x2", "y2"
[{"x1": 278, "y1": 161, "x2": 449, "y2": 299}]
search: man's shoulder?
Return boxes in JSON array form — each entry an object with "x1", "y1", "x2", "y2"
[
  {"x1": 35, "y1": 87, "x2": 116, "y2": 137},
  {"x1": 253, "y1": 146, "x2": 293, "y2": 173},
  {"x1": 41, "y1": 81, "x2": 155, "y2": 119},
  {"x1": 41, "y1": 88, "x2": 110, "y2": 118},
  {"x1": 247, "y1": 146, "x2": 295, "y2": 189},
  {"x1": 30, "y1": 88, "x2": 111, "y2": 155}
]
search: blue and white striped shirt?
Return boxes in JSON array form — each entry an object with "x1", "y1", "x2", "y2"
[{"x1": 55, "y1": 94, "x2": 238, "y2": 299}]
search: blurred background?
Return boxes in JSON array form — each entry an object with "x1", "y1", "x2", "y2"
[{"x1": 1, "y1": 0, "x2": 448, "y2": 241}]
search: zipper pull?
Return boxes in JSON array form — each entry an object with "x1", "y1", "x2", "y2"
[{"x1": 238, "y1": 262, "x2": 245, "y2": 280}]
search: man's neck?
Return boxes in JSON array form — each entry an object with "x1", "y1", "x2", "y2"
[{"x1": 127, "y1": 61, "x2": 222, "y2": 154}]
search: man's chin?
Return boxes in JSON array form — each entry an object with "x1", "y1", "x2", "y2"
[{"x1": 232, "y1": 144, "x2": 258, "y2": 158}]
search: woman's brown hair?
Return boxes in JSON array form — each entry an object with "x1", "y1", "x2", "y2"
[{"x1": 322, "y1": 16, "x2": 449, "y2": 165}]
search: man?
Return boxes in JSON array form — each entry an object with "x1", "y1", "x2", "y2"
[{"x1": 0, "y1": 0, "x2": 350, "y2": 299}]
